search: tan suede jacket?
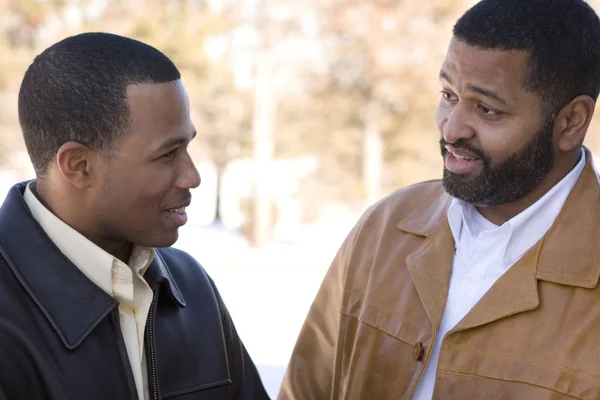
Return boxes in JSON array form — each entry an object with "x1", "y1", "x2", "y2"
[{"x1": 279, "y1": 152, "x2": 600, "y2": 400}]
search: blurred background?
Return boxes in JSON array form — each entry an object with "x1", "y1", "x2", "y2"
[{"x1": 3, "y1": 0, "x2": 600, "y2": 397}]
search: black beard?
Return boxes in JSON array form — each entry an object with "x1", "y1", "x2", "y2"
[{"x1": 441, "y1": 117, "x2": 555, "y2": 206}]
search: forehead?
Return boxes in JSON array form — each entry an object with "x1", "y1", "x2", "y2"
[
  {"x1": 441, "y1": 38, "x2": 530, "y2": 95},
  {"x1": 125, "y1": 80, "x2": 193, "y2": 141}
]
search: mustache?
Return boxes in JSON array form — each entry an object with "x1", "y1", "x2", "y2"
[
  {"x1": 439, "y1": 138, "x2": 488, "y2": 161},
  {"x1": 167, "y1": 192, "x2": 192, "y2": 209}
]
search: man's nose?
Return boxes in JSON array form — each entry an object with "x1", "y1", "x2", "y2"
[
  {"x1": 176, "y1": 154, "x2": 201, "y2": 190},
  {"x1": 441, "y1": 105, "x2": 475, "y2": 144}
]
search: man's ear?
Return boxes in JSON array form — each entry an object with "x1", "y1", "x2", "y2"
[
  {"x1": 55, "y1": 142, "x2": 95, "y2": 189},
  {"x1": 554, "y1": 95, "x2": 595, "y2": 151}
]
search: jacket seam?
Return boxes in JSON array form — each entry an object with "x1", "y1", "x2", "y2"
[
  {"x1": 439, "y1": 369, "x2": 581, "y2": 399},
  {"x1": 446, "y1": 346, "x2": 600, "y2": 383},
  {"x1": 340, "y1": 311, "x2": 416, "y2": 348},
  {"x1": 342, "y1": 291, "x2": 425, "y2": 337},
  {"x1": 396, "y1": 183, "x2": 448, "y2": 236},
  {"x1": 343, "y1": 290, "x2": 425, "y2": 321},
  {"x1": 161, "y1": 379, "x2": 232, "y2": 398},
  {"x1": 154, "y1": 250, "x2": 186, "y2": 307}
]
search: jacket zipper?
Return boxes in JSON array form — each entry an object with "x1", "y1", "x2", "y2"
[
  {"x1": 114, "y1": 311, "x2": 139, "y2": 400},
  {"x1": 147, "y1": 288, "x2": 160, "y2": 400}
]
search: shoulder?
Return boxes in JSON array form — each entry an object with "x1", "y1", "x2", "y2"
[
  {"x1": 0, "y1": 318, "x2": 38, "y2": 378},
  {"x1": 333, "y1": 179, "x2": 447, "y2": 258},
  {"x1": 154, "y1": 247, "x2": 231, "y2": 330},
  {"x1": 374, "y1": 179, "x2": 445, "y2": 212},
  {"x1": 156, "y1": 246, "x2": 201, "y2": 267},
  {"x1": 155, "y1": 247, "x2": 216, "y2": 289},
  {"x1": 357, "y1": 179, "x2": 446, "y2": 229}
]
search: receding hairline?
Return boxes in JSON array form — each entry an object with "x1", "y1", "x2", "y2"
[
  {"x1": 124, "y1": 78, "x2": 185, "y2": 95},
  {"x1": 442, "y1": 36, "x2": 545, "y2": 102}
]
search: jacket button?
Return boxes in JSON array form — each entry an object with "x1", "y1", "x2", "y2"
[{"x1": 414, "y1": 342, "x2": 425, "y2": 361}]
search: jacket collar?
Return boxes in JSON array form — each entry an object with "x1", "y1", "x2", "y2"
[
  {"x1": 146, "y1": 250, "x2": 186, "y2": 308},
  {"x1": 0, "y1": 181, "x2": 185, "y2": 350},
  {"x1": 397, "y1": 183, "x2": 452, "y2": 237},
  {"x1": 397, "y1": 148, "x2": 600, "y2": 289}
]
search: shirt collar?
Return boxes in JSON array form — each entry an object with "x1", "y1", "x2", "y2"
[
  {"x1": 0, "y1": 181, "x2": 185, "y2": 350},
  {"x1": 23, "y1": 182, "x2": 154, "y2": 298},
  {"x1": 504, "y1": 149, "x2": 585, "y2": 263},
  {"x1": 447, "y1": 148, "x2": 586, "y2": 264}
]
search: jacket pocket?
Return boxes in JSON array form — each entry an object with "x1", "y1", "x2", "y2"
[
  {"x1": 345, "y1": 293, "x2": 429, "y2": 347},
  {"x1": 161, "y1": 379, "x2": 231, "y2": 399},
  {"x1": 336, "y1": 294, "x2": 431, "y2": 399},
  {"x1": 438, "y1": 346, "x2": 600, "y2": 400}
]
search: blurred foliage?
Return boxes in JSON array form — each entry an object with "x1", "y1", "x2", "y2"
[{"x1": 2, "y1": 0, "x2": 600, "y2": 207}]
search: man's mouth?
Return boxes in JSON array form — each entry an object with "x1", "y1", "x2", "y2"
[
  {"x1": 163, "y1": 205, "x2": 189, "y2": 227},
  {"x1": 444, "y1": 145, "x2": 483, "y2": 175},
  {"x1": 453, "y1": 153, "x2": 477, "y2": 161},
  {"x1": 166, "y1": 207, "x2": 186, "y2": 214},
  {"x1": 445, "y1": 145, "x2": 480, "y2": 161}
]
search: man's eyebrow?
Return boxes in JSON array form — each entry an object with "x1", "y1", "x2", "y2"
[
  {"x1": 439, "y1": 70, "x2": 452, "y2": 84},
  {"x1": 468, "y1": 85, "x2": 508, "y2": 106},
  {"x1": 440, "y1": 70, "x2": 508, "y2": 106},
  {"x1": 156, "y1": 131, "x2": 197, "y2": 153}
]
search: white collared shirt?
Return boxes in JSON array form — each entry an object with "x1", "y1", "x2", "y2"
[
  {"x1": 413, "y1": 149, "x2": 586, "y2": 400},
  {"x1": 24, "y1": 183, "x2": 154, "y2": 400}
]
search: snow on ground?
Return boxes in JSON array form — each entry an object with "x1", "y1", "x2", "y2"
[{"x1": 173, "y1": 219, "x2": 357, "y2": 398}]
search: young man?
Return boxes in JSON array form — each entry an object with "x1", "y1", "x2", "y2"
[
  {"x1": 0, "y1": 33, "x2": 269, "y2": 400},
  {"x1": 279, "y1": 0, "x2": 600, "y2": 399}
]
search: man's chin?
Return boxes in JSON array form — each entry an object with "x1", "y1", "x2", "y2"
[
  {"x1": 140, "y1": 231, "x2": 180, "y2": 249},
  {"x1": 443, "y1": 168, "x2": 481, "y2": 184},
  {"x1": 442, "y1": 174, "x2": 489, "y2": 203}
]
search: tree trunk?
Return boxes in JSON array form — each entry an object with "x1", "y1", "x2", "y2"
[
  {"x1": 362, "y1": 97, "x2": 383, "y2": 208},
  {"x1": 214, "y1": 164, "x2": 223, "y2": 224},
  {"x1": 250, "y1": 50, "x2": 276, "y2": 248}
]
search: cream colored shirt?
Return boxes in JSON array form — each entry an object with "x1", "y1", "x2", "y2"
[{"x1": 24, "y1": 183, "x2": 154, "y2": 400}]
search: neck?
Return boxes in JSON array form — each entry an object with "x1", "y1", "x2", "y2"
[
  {"x1": 108, "y1": 242, "x2": 133, "y2": 264},
  {"x1": 476, "y1": 149, "x2": 582, "y2": 225},
  {"x1": 34, "y1": 178, "x2": 133, "y2": 263}
]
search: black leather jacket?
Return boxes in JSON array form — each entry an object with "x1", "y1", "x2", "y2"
[{"x1": 0, "y1": 182, "x2": 270, "y2": 400}]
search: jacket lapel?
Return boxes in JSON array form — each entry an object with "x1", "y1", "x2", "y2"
[
  {"x1": 399, "y1": 187, "x2": 454, "y2": 330},
  {"x1": 0, "y1": 182, "x2": 117, "y2": 349},
  {"x1": 453, "y1": 152, "x2": 600, "y2": 331},
  {"x1": 451, "y1": 241, "x2": 541, "y2": 332},
  {"x1": 535, "y1": 155, "x2": 600, "y2": 288},
  {"x1": 398, "y1": 148, "x2": 600, "y2": 333},
  {"x1": 405, "y1": 223, "x2": 455, "y2": 331}
]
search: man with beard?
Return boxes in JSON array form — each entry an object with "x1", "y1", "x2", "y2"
[{"x1": 278, "y1": 0, "x2": 600, "y2": 399}]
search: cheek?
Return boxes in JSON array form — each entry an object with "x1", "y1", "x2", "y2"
[
  {"x1": 100, "y1": 178, "x2": 157, "y2": 215},
  {"x1": 476, "y1": 126, "x2": 532, "y2": 165},
  {"x1": 434, "y1": 103, "x2": 446, "y2": 134},
  {"x1": 126, "y1": 186, "x2": 166, "y2": 213},
  {"x1": 102, "y1": 163, "x2": 179, "y2": 214}
]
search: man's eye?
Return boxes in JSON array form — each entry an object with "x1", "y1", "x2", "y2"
[
  {"x1": 440, "y1": 90, "x2": 456, "y2": 102},
  {"x1": 477, "y1": 104, "x2": 499, "y2": 116},
  {"x1": 161, "y1": 150, "x2": 177, "y2": 160}
]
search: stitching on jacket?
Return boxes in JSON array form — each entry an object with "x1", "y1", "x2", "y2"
[
  {"x1": 439, "y1": 369, "x2": 582, "y2": 399},
  {"x1": 447, "y1": 346, "x2": 600, "y2": 383},
  {"x1": 161, "y1": 379, "x2": 232, "y2": 399},
  {"x1": 340, "y1": 311, "x2": 416, "y2": 348}
]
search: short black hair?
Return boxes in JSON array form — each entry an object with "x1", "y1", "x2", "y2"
[
  {"x1": 453, "y1": 0, "x2": 600, "y2": 115},
  {"x1": 18, "y1": 32, "x2": 181, "y2": 175}
]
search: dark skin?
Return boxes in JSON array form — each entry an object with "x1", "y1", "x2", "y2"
[
  {"x1": 35, "y1": 80, "x2": 201, "y2": 262},
  {"x1": 437, "y1": 38, "x2": 595, "y2": 225}
]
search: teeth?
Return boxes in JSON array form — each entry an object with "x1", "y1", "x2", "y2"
[
  {"x1": 170, "y1": 207, "x2": 186, "y2": 214},
  {"x1": 455, "y1": 154, "x2": 473, "y2": 161},
  {"x1": 450, "y1": 150, "x2": 475, "y2": 161}
]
